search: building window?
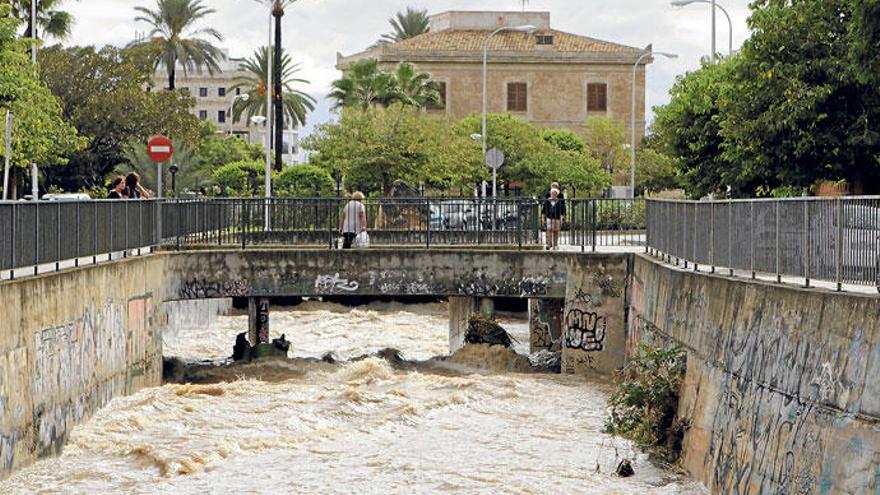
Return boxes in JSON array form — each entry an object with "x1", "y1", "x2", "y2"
[
  {"x1": 536, "y1": 35, "x2": 554, "y2": 45},
  {"x1": 199, "y1": 87, "x2": 208, "y2": 97},
  {"x1": 199, "y1": 110, "x2": 208, "y2": 120},
  {"x1": 427, "y1": 81, "x2": 446, "y2": 110},
  {"x1": 218, "y1": 87, "x2": 226, "y2": 97},
  {"x1": 507, "y1": 82, "x2": 527, "y2": 112},
  {"x1": 587, "y1": 83, "x2": 607, "y2": 112},
  {"x1": 218, "y1": 110, "x2": 226, "y2": 123},
  {"x1": 235, "y1": 87, "x2": 241, "y2": 95}
]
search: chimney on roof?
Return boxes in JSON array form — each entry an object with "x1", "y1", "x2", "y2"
[{"x1": 428, "y1": 11, "x2": 551, "y2": 32}]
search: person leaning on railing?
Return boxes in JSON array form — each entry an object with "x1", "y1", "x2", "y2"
[
  {"x1": 124, "y1": 172, "x2": 153, "y2": 199},
  {"x1": 339, "y1": 191, "x2": 367, "y2": 249}
]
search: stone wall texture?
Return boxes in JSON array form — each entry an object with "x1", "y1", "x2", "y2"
[
  {"x1": 629, "y1": 254, "x2": 880, "y2": 494},
  {"x1": 0, "y1": 256, "x2": 167, "y2": 478}
]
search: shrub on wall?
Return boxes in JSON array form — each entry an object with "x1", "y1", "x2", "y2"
[{"x1": 605, "y1": 343, "x2": 688, "y2": 464}]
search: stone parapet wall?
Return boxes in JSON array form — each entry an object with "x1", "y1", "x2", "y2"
[{"x1": 628, "y1": 254, "x2": 880, "y2": 494}]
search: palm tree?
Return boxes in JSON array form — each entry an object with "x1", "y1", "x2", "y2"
[
  {"x1": 329, "y1": 60, "x2": 440, "y2": 111},
  {"x1": 230, "y1": 47, "x2": 315, "y2": 171},
  {"x1": 377, "y1": 7, "x2": 429, "y2": 45},
  {"x1": 130, "y1": 0, "x2": 224, "y2": 90},
  {"x1": 11, "y1": 0, "x2": 77, "y2": 40},
  {"x1": 328, "y1": 59, "x2": 398, "y2": 111},
  {"x1": 392, "y1": 63, "x2": 440, "y2": 108}
]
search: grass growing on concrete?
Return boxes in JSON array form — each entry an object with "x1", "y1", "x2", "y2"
[{"x1": 604, "y1": 343, "x2": 688, "y2": 464}]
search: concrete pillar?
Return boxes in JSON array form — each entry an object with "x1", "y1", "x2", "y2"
[
  {"x1": 561, "y1": 257, "x2": 628, "y2": 375},
  {"x1": 248, "y1": 297, "x2": 270, "y2": 346},
  {"x1": 449, "y1": 296, "x2": 477, "y2": 354},
  {"x1": 529, "y1": 298, "x2": 565, "y2": 353},
  {"x1": 478, "y1": 297, "x2": 496, "y2": 319}
]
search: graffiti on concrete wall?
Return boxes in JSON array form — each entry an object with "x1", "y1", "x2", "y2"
[
  {"x1": 179, "y1": 278, "x2": 251, "y2": 299},
  {"x1": 453, "y1": 272, "x2": 549, "y2": 297},
  {"x1": 530, "y1": 299, "x2": 564, "y2": 352},
  {"x1": 315, "y1": 273, "x2": 360, "y2": 293},
  {"x1": 564, "y1": 308, "x2": 607, "y2": 352}
]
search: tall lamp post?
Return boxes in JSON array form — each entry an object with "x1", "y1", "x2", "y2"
[
  {"x1": 671, "y1": 0, "x2": 734, "y2": 59},
  {"x1": 630, "y1": 49, "x2": 677, "y2": 199},
  {"x1": 482, "y1": 24, "x2": 536, "y2": 198},
  {"x1": 227, "y1": 94, "x2": 250, "y2": 136}
]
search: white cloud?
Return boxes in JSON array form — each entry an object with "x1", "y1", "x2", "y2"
[{"x1": 63, "y1": 0, "x2": 754, "y2": 140}]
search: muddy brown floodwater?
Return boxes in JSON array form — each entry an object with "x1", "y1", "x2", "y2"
[{"x1": 1, "y1": 301, "x2": 706, "y2": 494}]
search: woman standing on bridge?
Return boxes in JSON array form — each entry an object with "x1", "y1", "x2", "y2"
[{"x1": 339, "y1": 192, "x2": 368, "y2": 249}]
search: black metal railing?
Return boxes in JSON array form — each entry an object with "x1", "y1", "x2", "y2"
[
  {"x1": 646, "y1": 197, "x2": 880, "y2": 290},
  {"x1": 0, "y1": 197, "x2": 645, "y2": 278}
]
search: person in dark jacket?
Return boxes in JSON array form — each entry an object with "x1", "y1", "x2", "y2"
[
  {"x1": 542, "y1": 188, "x2": 565, "y2": 249},
  {"x1": 107, "y1": 176, "x2": 126, "y2": 199}
]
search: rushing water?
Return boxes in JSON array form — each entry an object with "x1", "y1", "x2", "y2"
[{"x1": 1, "y1": 301, "x2": 705, "y2": 494}]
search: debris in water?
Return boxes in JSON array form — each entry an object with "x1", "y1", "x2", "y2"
[
  {"x1": 232, "y1": 332, "x2": 252, "y2": 362},
  {"x1": 615, "y1": 459, "x2": 635, "y2": 477},
  {"x1": 529, "y1": 349, "x2": 562, "y2": 373},
  {"x1": 232, "y1": 333, "x2": 291, "y2": 361},
  {"x1": 465, "y1": 316, "x2": 519, "y2": 347}
]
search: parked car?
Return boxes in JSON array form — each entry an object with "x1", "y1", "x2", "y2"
[{"x1": 42, "y1": 193, "x2": 91, "y2": 201}]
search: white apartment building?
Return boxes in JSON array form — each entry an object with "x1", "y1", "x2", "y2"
[{"x1": 152, "y1": 50, "x2": 300, "y2": 162}]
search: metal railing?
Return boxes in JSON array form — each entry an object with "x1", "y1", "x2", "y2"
[
  {"x1": 0, "y1": 197, "x2": 645, "y2": 278},
  {"x1": 646, "y1": 197, "x2": 880, "y2": 290},
  {"x1": 0, "y1": 200, "x2": 158, "y2": 278},
  {"x1": 160, "y1": 197, "x2": 646, "y2": 250}
]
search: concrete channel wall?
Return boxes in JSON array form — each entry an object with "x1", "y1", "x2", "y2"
[
  {"x1": 629, "y1": 254, "x2": 880, "y2": 494},
  {"x1": 0, "y1": 256, "x2": 167, "y2": 477}
]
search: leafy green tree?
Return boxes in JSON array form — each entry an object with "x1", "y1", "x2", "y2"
[
  {"x1": 584, "y1": 117, "x2": 628, "y2": 184},
  {"x1": 212, "y1": 160, "x2": 265, "y2": 196},
  {"x1": 377, "y1": 7, "x2": 429, "y2": 45},
  {"x1": 654, "y1": 0, "x2": 880, "y2": 197},
  {"x1": 652, "y1": 60, "x2": 733, "y2": 198},
  {"x1": 456, "y1": 114, "x2": 610, "y2": 196},
  {"x1": 636, "y1": 147, "x2": 679, "y2": 194},
  {"x1": 329, "y1": 59, "x2": 397, "y2": 110},
  {"x1": 130, "y1": 0, "x2": 223, "y2": 90},
  {"x1": 305, "y1": 105, "x2": 483, "y2": 195},
  {"x1": 542, "y1": 128, "x2": 585, "y2": 153},
  {"x1": 38, "y1": 44, "x2": 202, "y2": 191},
  {"x1": 11, "y1": 0, "x2": 76, "y2": 40},
  {"x1": 0, "y1": 5, "x2": 82, "y2": 198},
  {"x1": 230, "y1": 46, "x2": 315, "y2": 135},
  {"x1": 274, "y1": 164, "x2": 335, "y2": 195}
]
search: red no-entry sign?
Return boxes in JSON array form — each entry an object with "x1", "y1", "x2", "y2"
[{"x1": 147, "y1": 135, "x2": 174, "y2": 163}]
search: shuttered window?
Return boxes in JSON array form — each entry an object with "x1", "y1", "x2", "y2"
[
  {"x1": 587, "y1": 83, "x2": 607, "y2": 112},
  {"x1": 507, "y1": 82, "x2": 527, "y2": 112}
]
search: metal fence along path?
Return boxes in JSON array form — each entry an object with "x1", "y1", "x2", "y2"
[
  {"x1": 646, "y1": 197, "x2": 880, "y2": 290},
  {"x1": 0, "y1": 197, "x2": 645, "y2": 278}
]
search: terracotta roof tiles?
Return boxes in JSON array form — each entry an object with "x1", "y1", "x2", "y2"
[{"x1": 385, "y1": 29, "x2": 640, "y2": 54}]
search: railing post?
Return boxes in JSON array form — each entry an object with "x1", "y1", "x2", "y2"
[
  {"x1": 709, "y1": 202, "x2": 715, "y2": 273},
  {"x1": 591, "y1": 199, "x2": 597, "y2": 253},
  {"x1": 426, "y1": 197, "x2": 431, "y2": 249},
  {"x1": 56, "y1": 201, "x2": 61, "y2": 271},
  {"x1": 775, "y1": 200, "x2": 781, "y2": 283},
  {"x1": 93, "y1": 202, "x2": 98, "y2": 265},
  {"x1": 728, "y1": 200, "x2": 733, "y2": 276},
  {"x1": 836, "y1": 198, "x2": 843, "y2": 291},
  {"x1": 750, "y1": 201, "x2": 755, "y2": 279},
  {"x1": 804, "y1": 200, "x2": 811, "y2": 288},
  {"x1": 693, "y1": 203, "x2": 698, "y2": 271},
  {"x1": 34, "y1": 200, "x2": 39, "y2": 275},
  {"x1": 123, "y1": 199, "x2": 128, "y2": 258},
  {"x1": 241, "y1": 200, "x2": 247, "y2": 250},
  {"x1": 10, "y1": 202, "x2": 16, "y2": 280},
  {"x1": 680, "y1": 202, "x2": 685, "y2": 267}
]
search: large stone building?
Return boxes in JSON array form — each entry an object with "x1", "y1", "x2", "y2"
[
  {"x1": 336, "y1": 11, "x2": 651, "y2": 140},
  {"x1": 152, "y1": 51, "x2": 299, "y2": 161}
]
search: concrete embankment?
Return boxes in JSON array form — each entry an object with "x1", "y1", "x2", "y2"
[{"x1": 629, "y1": 254, "x2": 879, "y2": 494}]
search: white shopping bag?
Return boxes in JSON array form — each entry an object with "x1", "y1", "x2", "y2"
[{"x1": 355, "y1": 231, "x2": 370, "y2": 248}]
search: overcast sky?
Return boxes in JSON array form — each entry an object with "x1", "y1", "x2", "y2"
[{"x1": 62, "y1": 0, "x2": 753, "y2": 140}]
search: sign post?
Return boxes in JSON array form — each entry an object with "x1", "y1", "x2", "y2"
[
  {"x1": 485, "y1": 148, "x2": 505, "y2": 199},
  {"x1": 147, "y1": 135, "x2": 174, "y2": 243}
]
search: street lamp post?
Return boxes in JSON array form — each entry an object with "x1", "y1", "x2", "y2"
[
  {"x1": 482, "y1": 24, "x2": 536, "y2": 198},
  {"x1": 671, "y1": 0, "x2": 734, "y2": 58},
  {"x1": 630, "y1": 49, "x2": 677, "y2": 199},
  {"x1": 228, "y1": 94, "x2": 250, "y2": 136}
]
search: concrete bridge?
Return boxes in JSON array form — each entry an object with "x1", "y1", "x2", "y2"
[{"x1": 1, "y1": 196, "x2": 879, "y2": 492}]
